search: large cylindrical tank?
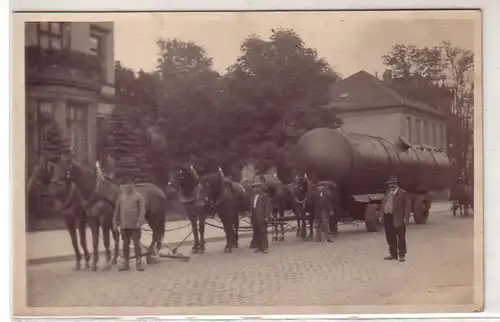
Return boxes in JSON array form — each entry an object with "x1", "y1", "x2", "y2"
[{"x1": 294, "y1": 128, "x2": 452, "y2": 195}]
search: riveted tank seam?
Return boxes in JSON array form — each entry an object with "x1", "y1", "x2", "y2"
[
  {"x1": 364, "y1": 135, "x2": 389, "y2": 189},
  {"x1": 408, "y1": 144, "x2": 422, "y2": 194},
  {"x1": 341, "y1": 131, "x2": 358, "y2": 194},
  {"x1": 375, "y1": 136, "x2": 400, "y2": 189}
]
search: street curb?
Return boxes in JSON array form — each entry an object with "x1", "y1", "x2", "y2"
[
  {"x1": 26, "y1": 230, "x2": 260, "y2": 266},
  {"x1": 26, "y1": 209, "x2": 450, "y2": 266}
]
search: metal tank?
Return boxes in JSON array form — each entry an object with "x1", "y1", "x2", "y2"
[{"x1": 294, "y1": 127, "x2": 452, "y2": 195}]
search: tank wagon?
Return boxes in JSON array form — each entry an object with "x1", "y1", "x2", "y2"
[{"x1": 293, "y1": 127, "x2": 452, "y2": 232}]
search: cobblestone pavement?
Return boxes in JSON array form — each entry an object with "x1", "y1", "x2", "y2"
[{"x1": 27, "y1": 210, "x2": 474, "y2": 307}]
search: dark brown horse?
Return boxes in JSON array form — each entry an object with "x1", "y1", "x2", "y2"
[
  {"x1": 291, "y1": 173, "x2": 317, "y2": 240},
  {"x1": 168, "y1": 165, "x2": 212, "y2": 254},
  {"x1": 451, "y1": 182, "x2": 474, "y2": 217},
  {"x1": 87, "y1": 176, "x2": 168, "y2": 263},
  {"x1": 261, "y1": 174, "x2": 295, "y2": 242},
  {"x1": 197, "y1": 169, "x2": 251, "y2": 253},
  {"x1": 48, "y1": 156, "x2": 117, "y2": 271},
  {"x1": 291, "y1": 173, "x2": 341, "y2": 241}
]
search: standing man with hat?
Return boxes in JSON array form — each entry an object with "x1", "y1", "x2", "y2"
[
  {"x1": 380, "y1": 175, "x2": 411, "y2": 262},
  {"x1": 250, "y1": 175, "x2": 272, "y2": 254}
]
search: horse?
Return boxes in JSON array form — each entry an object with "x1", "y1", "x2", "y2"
[
  {"x1": 167, "y1": 164, "x2": 212, "y2": 254},
  {"x1": 197, "y1": 169, "x2": 251, "y2": 253},
  {"x1": 50, "y1": 157, "x2": 167, "y2": 267},
  {"x1": 48, "y1": 157, "x2": 119, "y2": 271},
  {"x1": 451, "y1": 182, "x2": 474, "y2": 217},
  {"x1": 291, "y1": 173, "x2": 340, "y2": 241},
  {"x1": 261, "y1": 174, "x2": 296, "y2": 242}
]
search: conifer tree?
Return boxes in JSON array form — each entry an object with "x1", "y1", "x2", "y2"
[
  {"x1": 106, "y1": 105, "x2": 153, "y2": 183},
  {"x1": 40, "y1": 116, "x2": 70, "y2": 163}
]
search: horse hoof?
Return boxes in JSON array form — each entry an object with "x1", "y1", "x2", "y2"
[
  {"x1": 73, "y1": 262, "x2": 81, "y2": 271},
  {"x1": 91, "y1": 263, "x2": 98, "y2": 271},
  {"x1": 111, "y1": 258, "x2": 118, "y2": 265},
  {"x1": 224, "y1": 247, "x2": 232, "y2": 253},
  {"x1": 191, "y1": 247, "x2": 198, "y2": 254},
  {"x1": 198, "y1": 248, "x2": 205, "y2": 255},
  {"x1": 147, "y1": 256, "x2": 160, "y2": 265},
  {"x1": 84, "y1": 261, "x2": 90, "y2": 270}
]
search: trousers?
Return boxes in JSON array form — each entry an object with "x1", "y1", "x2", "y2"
[
  {"x1": 251, "y1": 214, "x2": 269, "y2": 251},
  {"x1": 383, "y1": 213, "x2": 407, "y2": 257},
  {"x1": 120, "y1": 228, "x2": 142, "y2": 262}
]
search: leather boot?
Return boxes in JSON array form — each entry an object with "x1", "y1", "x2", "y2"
[
  {"x1": 136, "y1": 258, "x2": 145, "y2": 271},
  {"x1": 118, "y1": 260, "x2": 130, "y2": 271}
]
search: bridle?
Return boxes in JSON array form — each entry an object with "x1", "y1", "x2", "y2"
[
  {"x1": 168, "y1": 166, "x2": 202, "y2": 205},
  {"x1": 292, "y1": 174, "x2": 309, "y2": 206}
]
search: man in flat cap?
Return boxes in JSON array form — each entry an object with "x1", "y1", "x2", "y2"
[
  {"x1": 113, "y1": 174, "x2": 147, "y2": 271},
  {"x1": 250, "y1": 176, "x2": 272, "y2": 254},
  {"x1": 380, "y1": 175, "x2": 411, "y2": 262}
]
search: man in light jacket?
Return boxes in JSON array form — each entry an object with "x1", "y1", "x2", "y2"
[
  {"x1": 380, "y1": 175, "x2": 411, "y2": 262},
  {"x1": 113, "y1": 183, "x2": 147, "y2": 271}
]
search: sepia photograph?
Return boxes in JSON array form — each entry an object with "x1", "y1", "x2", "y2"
[{"x1": 12, "y1": 9, "x2": 482, "y2": 316}]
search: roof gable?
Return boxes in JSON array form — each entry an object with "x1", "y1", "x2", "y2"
[{"x1": 327, "y1": 70, "x2": 444, "y2": 117}]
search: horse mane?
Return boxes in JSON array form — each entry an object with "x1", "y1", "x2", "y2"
[{"x1": 69, "y1": 161, "x2": 98, "y2": 199}]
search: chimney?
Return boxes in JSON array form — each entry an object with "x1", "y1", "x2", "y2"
[{"x1": 382, "y1": 69, "x2": 393, "y2": 84}]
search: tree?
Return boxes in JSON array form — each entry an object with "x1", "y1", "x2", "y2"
[
  {"x1": 106, "y1": 104, "x2": 154, "y2": 183},
  {"x1": 154, "y1": 38, "x2": 223, "y2": 170},
  {"x1": 382, "y1": 41, "x2": 474, "y2": 182},
  {"x1": 40, "y1": 116, "x2": 70, "y2": 163},
  {"x1": 220, "y1": 28, "x2": 343, "y2": 175}
]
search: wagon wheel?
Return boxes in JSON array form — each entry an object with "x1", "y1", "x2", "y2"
[
  {"x1": 364, "y1": 204, "x2": 382, "y2": 232},
  {"x1": 413, "y1": 194, "x2": 429, "y2": 224}
]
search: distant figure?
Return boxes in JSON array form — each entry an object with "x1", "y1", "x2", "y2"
[
  {"x1": 113, "y1": 183, "x2": 147, "y2": 271},
  {"x1": 250, "y1": 178, "x2": 272, "y2": 254},
  {"x1": 380, "y1": 175, "x2": 411, "y2": 262}
]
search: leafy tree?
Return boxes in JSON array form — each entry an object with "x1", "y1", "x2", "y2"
[
  {"x1": 154, "y1": 38, "x2": 222, "y2": 170},
  {"x1": 220, "y1": 28, "x2": 343, "y2": 175},
  {"x1": 382, "y1": 41, "x2": 474, "y2": 182}
]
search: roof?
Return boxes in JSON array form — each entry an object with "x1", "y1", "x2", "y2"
[{"x1": 325, "y1": 70, "x2": 445, "y2": 117}]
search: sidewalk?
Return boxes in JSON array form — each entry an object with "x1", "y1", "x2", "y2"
[{"x1": 26, "y1": 201, "x2": 452, "y2": 265}]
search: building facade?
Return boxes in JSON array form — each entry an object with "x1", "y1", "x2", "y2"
[
  {"x1": 25, "y1": 21, "x2": 115, "y2": 171},
  {"x1": 326, "y1": 70, "x2": 447, "y2": 150}
]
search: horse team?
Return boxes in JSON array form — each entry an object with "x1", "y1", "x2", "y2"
[{"x1": 38, "y1": 153, "x2": 342, "y2": 271}]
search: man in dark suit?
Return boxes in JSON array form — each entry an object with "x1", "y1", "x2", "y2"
[
  {"x1": 250, "y1": 177, "x2": 272, "y2": 254},
  {"x1": 380, "y1": 175, "x2": 411, "y2": 262}
]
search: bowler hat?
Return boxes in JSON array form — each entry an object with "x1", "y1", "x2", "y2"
[{"x1": 385, "y1": 175, "x2": 399, "y2": 184}]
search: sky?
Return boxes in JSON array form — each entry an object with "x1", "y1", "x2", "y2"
[{"x1": 114, "y1": 11, "x2": 478, "y2": 78}]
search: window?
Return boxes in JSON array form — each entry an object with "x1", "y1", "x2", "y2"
[
  {"x1": 36, "y1": 101, "x2": 55, "y2": 153},
  {"x1": 415, "y1": 118, "x2": 421, "y2": 144},
  {"x1": 431, "y1": 123, "x2": 437, "y2": 147},
  {"x1": 406, "y1": 116, "x2": 412, "y2": 142},
  {"x1": 423, "y1": 120, "x2": 429, "y2": 145},
  {"x1": 89, "y1": 28, "x2": 107, "y2": 81},
  {"x1": 66, "y1": 102, "x2": 88, "y2": 164},
  {"x1": 37, "y1": 22, "x2": 65, "y2": 50},
  {"x1": 89, "y1": 34, "x2": 102, "y2": 56}
]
